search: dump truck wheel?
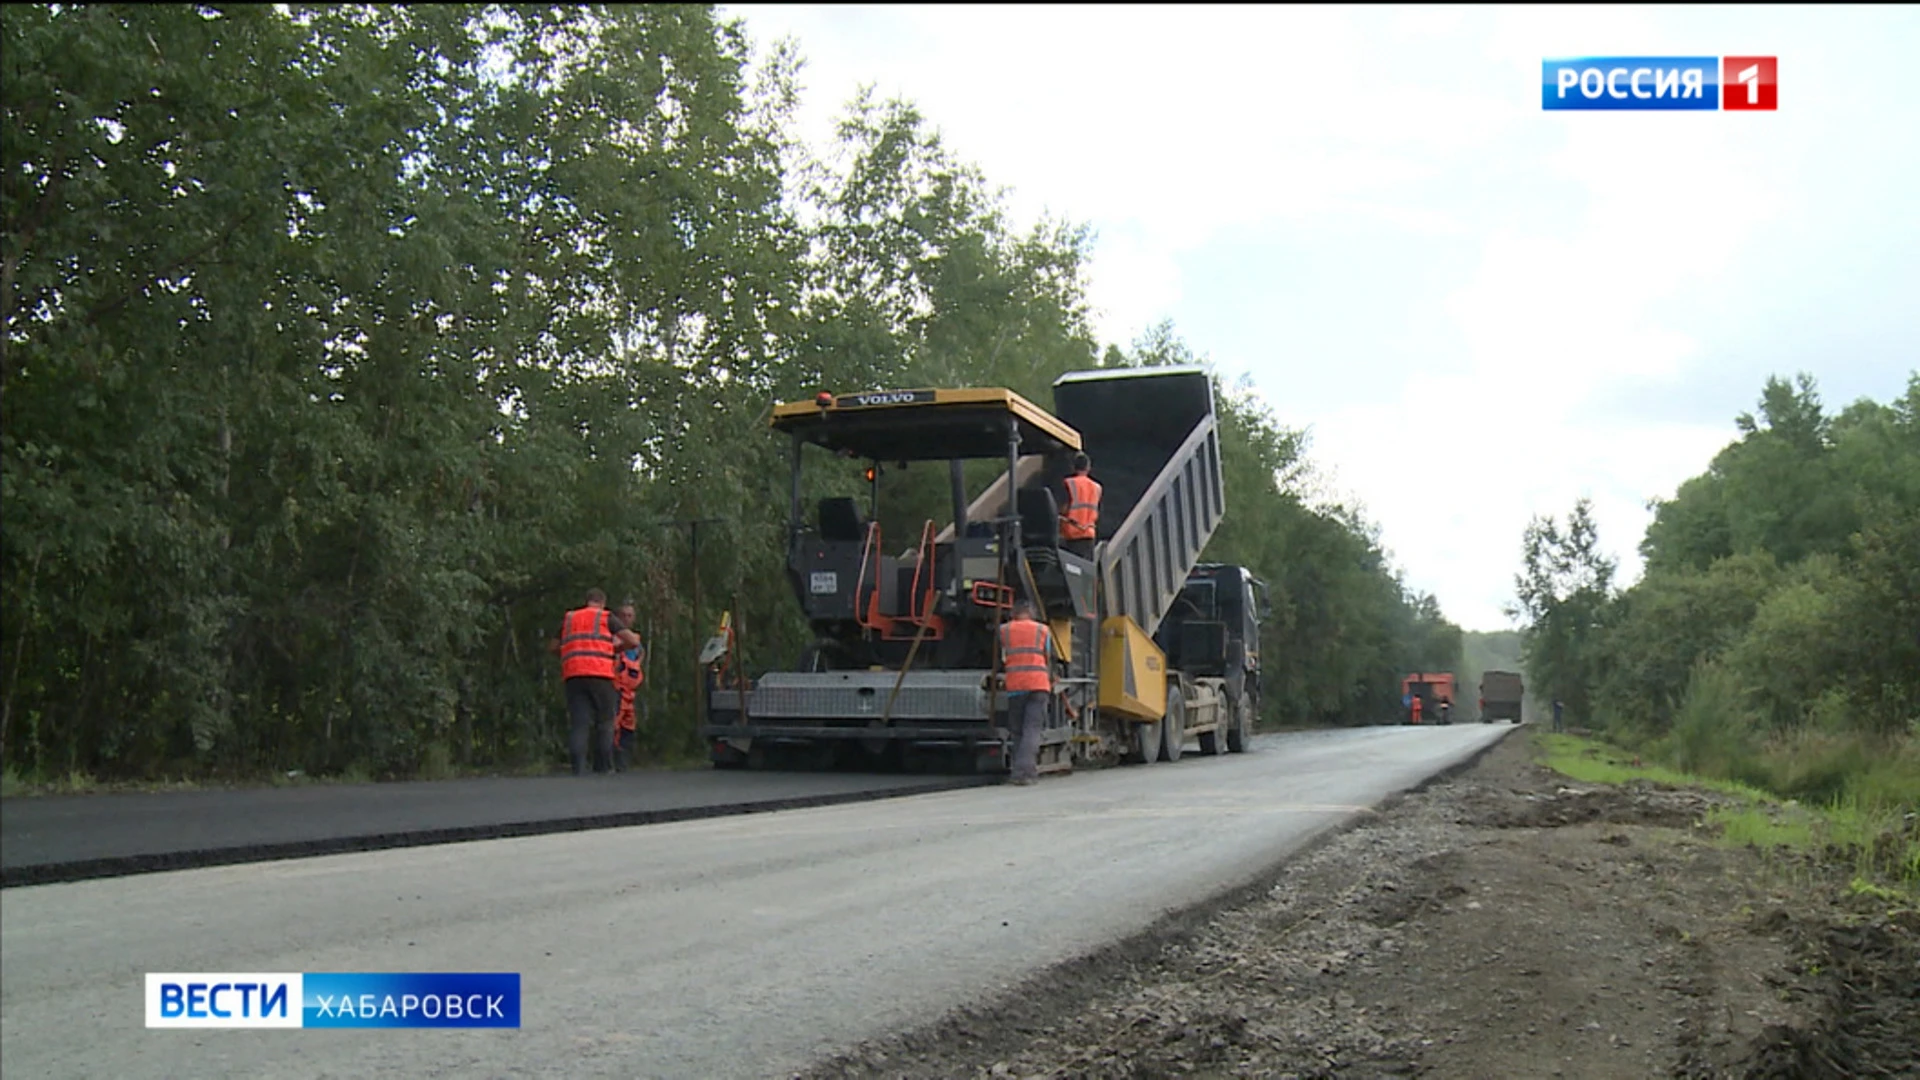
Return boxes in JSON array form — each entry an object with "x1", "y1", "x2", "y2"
[
  {"x1": 1199, "y1": 691, "x2": 1226, "y2": 756},
  {"x1": 1160, "y1": 685, "x2": 1186, "y2": 763},
  {"x1": 1128, "y1": 716, "x2": 1161, "y2": 764},
  {"x1": 1227, "y1": 692, "x2": 1251, "y2": 753},
  {"x1": 1198, "y1": 723, "x2": 1223, "y2": 756}
]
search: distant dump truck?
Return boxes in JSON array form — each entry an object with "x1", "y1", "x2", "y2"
[
  {"x1": 1401, "y1": 673, "x2": 1455, "y2": 725},
  {"x1": 1479, "y1": 670, "x2": 1524, "y2": 724}
]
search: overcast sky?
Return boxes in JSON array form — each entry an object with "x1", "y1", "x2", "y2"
[{"x1": 719, "y1": 4, "x2": 1920, "y2": 632}]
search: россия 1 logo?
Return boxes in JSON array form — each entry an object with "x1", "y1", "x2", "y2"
[{"x1": 1541, "y1": 57, "x2": 1777, "y2": 111}]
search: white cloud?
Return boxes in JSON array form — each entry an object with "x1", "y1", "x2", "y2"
[{"x1": 1085, "y1": 227, "x2": 1185, "y2": 348}]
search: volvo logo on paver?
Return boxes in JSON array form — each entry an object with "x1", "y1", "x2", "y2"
[{"x1": 843, "y1": 390, "x2": 933, "y2": 408}]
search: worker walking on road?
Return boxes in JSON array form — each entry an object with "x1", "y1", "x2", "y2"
[
  {"x1": 553, "y1": 588, "x2": 640, "y2": 776},
  {"x1": 1059, "y1": 452, "x2": 1102, "y2": 560},
  {"x1": 612, "y1": 601, "x2": 646, "y2": 772},
  {"x1": 998, "y1": 601, "x2": 1053, "y2": 785}
]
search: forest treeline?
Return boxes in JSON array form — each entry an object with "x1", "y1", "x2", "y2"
[
  {"x1": 1514, "y1": 373, "x2": 1920, "y2": 806},
  {"x1": 2, "y1": 4, "x2": 1458, "y2": 782}
]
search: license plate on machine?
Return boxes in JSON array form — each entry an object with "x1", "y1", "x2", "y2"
[{"x1": 810, "y1": 571, "x2": 838, "y2": 594}]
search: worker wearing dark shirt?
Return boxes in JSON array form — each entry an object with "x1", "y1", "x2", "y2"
[
  {"x1": 1059, "y1": 453, "x2": 1101, "y2": 560},
  {"x1": 613, "y1": 602, "x2": 646, "y2": 772}
]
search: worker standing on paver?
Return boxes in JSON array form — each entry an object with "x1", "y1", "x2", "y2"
[
  {"x1": 554, "y1": 589, "x2": 640, "y2": 776},
  {"x1": 998, "y1": 600, "x2": 1053, "y2": 785},
  {"x1": 612, "y1": 601, "x2": 646, "y2": 772},
  {"x1": 1059, "y1": 452, "x2": 1102, "y2": 560}
]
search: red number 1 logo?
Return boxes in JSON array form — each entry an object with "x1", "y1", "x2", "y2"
[{"x1": 1722, "y1": 56, "x2": 1778, "y2": 110}]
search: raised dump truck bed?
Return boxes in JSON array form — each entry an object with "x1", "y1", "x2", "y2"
[{"x1": 1053, "y1": 366, "x2": 1224, "y2": 639}]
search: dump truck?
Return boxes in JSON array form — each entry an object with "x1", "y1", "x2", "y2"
[
  {"x1": 1155, "y1": 562, "x2": 1272, "y2": 755},
  {"x1": 1401, "y1": 672, "x2": 1455, "y2": 725},
  {"x1": 1479, "y1": 670, "x2": 1524, "y2": 723},
  {"x1": 699, "y1": 366, "x2": 1261, "y2": 773}
]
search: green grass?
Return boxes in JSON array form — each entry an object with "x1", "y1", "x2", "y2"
[
  {"x1": 1709, "y1": 804, "x2": 1814, "y2": 850},
  {"x1": 1534, "y1": 729, "x2": 1918, "y2": 895},
  {"x1": 1534, "y1": 731, "x2": 1770, "y2": 799}
]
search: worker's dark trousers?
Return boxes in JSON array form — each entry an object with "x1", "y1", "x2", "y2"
[
  {"x1": 1007, "y1": 691, "x2": 1046, "y2": 781},
  {"x1": 564, "y1": 676, "x2": 619, "y2": 775},
  {"x1": 1062, "y1": 538, "x2": 1095, "y2": 560}
]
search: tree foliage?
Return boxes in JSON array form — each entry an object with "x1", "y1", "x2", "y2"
[
  {"x1": 1510, "y1": 497, "x2": 1615, "y2": 725},
  {"x1": 1511, "y1": 372, "x2": 1919, "y2": 803},
  {"x1": 2, "y1": 4, "x2": 1461, "y2": 780}
]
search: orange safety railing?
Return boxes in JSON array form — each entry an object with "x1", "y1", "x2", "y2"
[{"x1": 855, "y1": 521, "x2": 893, "y2": 635}]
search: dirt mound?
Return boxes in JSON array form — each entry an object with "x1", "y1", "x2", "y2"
[
  {"x1": 1456, "y1": 779, "x2": 1718, "y2": 830},
  {"x1": 1737, "y1": 911, "x2": 1920, "y2": 1080},
  {"x1": 1357, "y1": 852, "x2": 1469, "y2": 928}
]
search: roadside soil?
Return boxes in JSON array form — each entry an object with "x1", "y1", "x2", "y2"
[{"x1": 797, "y1": 727, "x2": 1918, "y2": 1080}]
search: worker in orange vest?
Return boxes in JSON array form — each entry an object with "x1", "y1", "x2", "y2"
[
  {"x1": 1059, "y1": 452, "x2": 1101, "y2": 560},
  {"x1": 612, "y1": 601, "x2": 646, "y2": 772},
  {"x1": 1411, "y1": 695, "x2": 1424, "y2": 725},
  {"x1": 998, "y1": 600, "x2": 1053, "y2": 785},
  {"x1": 553, "y1": 588, "x2": 640, "y2": 776}
]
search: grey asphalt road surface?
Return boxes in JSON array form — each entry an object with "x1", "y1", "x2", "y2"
[
  {"x1": 1, "y1": 724, "x2": 1512, "y2": 1080},
  {"x1": 1, "y1": 767, "x2": 984, "y2": 885}
]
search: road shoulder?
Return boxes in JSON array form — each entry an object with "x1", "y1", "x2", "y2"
[{"x1": 797, "y1": 727, "x2": 1919, "y2": 1079}]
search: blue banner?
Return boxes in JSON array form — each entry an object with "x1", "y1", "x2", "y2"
[
  {"x1": 301, "y1": 973, "x2": 521, "y2": 1029},
  {"x1": 1542, "y1": 57, "x2": 1719, "y2": 111}
]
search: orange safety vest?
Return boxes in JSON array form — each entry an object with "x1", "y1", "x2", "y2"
[
  {"x1": 1411, "y1": 697, "x2": 1423, "y2": 722},
  {"x1": 999, "y1": 618, "x2": 1053, "y2": 693},
  {"x1": 615, "y1": 649, "x2": 644, "y2": 691},
  {"x1": 614, "y1": 650, "x2": 642, "y2": 730},
  {"x1": 1061, "y1": 474, "x2": 1101, "y2": 541},
  {"x1": 559, "y1": 607, "x2": 617, "y2": 680}
]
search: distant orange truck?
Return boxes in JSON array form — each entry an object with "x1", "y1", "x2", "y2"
[{"x1": 1402, "y1": 673, "x2": 1455, "y2": 725}]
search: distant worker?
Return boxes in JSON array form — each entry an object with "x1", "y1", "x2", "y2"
[
  {"x1": 997, "y1": 600, "x2": 1052, "y2": 785},
  {"x1": 1059, "y1": 452, "x2": 1102, "y2": 560},
  {"x1": 612, "y1": 601, "x2": 646, "y2": 772},
  {"x1": 1552, "y1": 698, "x2": 1565, "y2": 733},
  {"x1": 553, "y1": 588, "x2": 641, "y2": 776},
  {"x1": 1438, "y1": 699, "x2": 1451, "y2": 725},
  {"x1": 1411, "y1": 695, "x2": 1424, "y2": 725}
]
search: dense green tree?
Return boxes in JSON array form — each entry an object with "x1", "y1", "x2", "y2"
[
  {"x1": 1515, "y1": 372, "x2": 1917, "y2": 805},
  {"x1": 1511, "y1": 498, "x2": 1615, "y2": 725}
]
